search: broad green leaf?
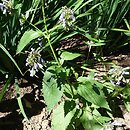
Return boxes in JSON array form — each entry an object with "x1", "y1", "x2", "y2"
[
  {"x1": 0, "y1": 43, "x2": 23, "y2": 76},
  {"x1": 52, "y1": 102, "x2": 65, "y2": 130},
  {"x1": 16, "y1": 30, "x2": 42, "y2": 54},
  {"x1": 52, "y1": 101, "x2": 76, "y2": 130},
  {"x1": 42, "y1": 68, "x2": 63, "y2": 111},
  {"x1": 77, "y1": 73, "x2": 95, "y2": 83},
  {"x1": 64, "y1": 107, "x2": 76, "y2": 129},
  {"x1": 78, "y1": 82, "x2": 110, "y2": 109},
  {"x1": 77, "y1": 76, "x2": 88, "y2": 83},
  {"x1": 60, "y1": 51, "x2": 81, "y2": 61},
  {"x1": 94, "y1": 83, "x2": 104, "y2": 91},
  {"x1": 80, "y1": 108, "x2": 102, "y2": 130},
  {"x1": 93, "y1": 109, "x2": 111, "y2": 123}
]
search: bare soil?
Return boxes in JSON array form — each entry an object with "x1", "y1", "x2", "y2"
[{"x1": 0, "y1": 78, "x2": 51, "y2": 130}]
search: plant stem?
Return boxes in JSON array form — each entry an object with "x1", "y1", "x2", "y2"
[
  {"x1": 41, "y1": 1, "x2": 74, "y2": 97},
  {"x1": 42, "y1": 0, "x2": 60, "y2": 66}
]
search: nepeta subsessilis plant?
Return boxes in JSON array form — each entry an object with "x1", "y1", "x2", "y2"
[
  {"x1": 0, "y1": 0, "x2": 13, "y2": 14},
  {"x1": 26, "y1": 47, "x2": 44, "y2": 77},
  {"x1": 59, "y1": 6, "x2": 76, "y2": 31},
  {"x1": 100, "y1": 122, "x2": 114, "y2": 130},
  {"x1": 109, "y1": 66, "x2": 130, "y2": 86}
]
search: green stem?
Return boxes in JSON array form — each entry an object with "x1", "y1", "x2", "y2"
[
  {"x1": 41, "y1": 1, "x2": 74, "y2": 97},
  {"x1": 42, "y1": 0, "x2": 60, "y2": 66}
]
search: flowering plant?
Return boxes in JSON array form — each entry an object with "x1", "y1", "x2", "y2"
[
  {"x1": 0, "y1": 0, "x2": 13, "y2": 14},
  {"x1": 26, "y1": 47, "x2": 44, "y2": 77},
  {"x1": 0, "y1": 0, "x2": 130, "y2": 130},
  {"x1": 108, "y1": 66, "x2": 130, "y2": 86},
  {"x1": 59, "y1": 6, "x2": 76, "y2": 31}
]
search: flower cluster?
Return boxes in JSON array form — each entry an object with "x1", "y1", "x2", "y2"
[
  {"x1": 0, "y1": 0, "x2": 13, "y2": 15},
  {"x1": 59, "y1": 6, "x2": 76, "y2": 31},
  {"x1": 26, "y1": 47, "x2": 44, "y2": 77},
  {"x1": 108, "y1": 66, "x2": 130, "y2": 86},
  {"x1": 100, "y1": 122, "x2": 114, "y2": 130}
]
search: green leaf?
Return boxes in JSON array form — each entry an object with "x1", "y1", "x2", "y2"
[
  {"x1": 15, "y1": 78, "x2": 28, "y2": 121},
  {"x1": 75, "y1": 0, "x2": 92, "y2": 12},
  {"x1": 93, "y1": 109, "x2": 111, "y2": 123},
  {"x1": 78, "y1": 82, "x2": 110, "y2": 109},
  {"x1": 86, "y1": 42, "x2": 105, "y2": 46},
  {"x1": 125, "y1": 32, "x2": 130, "y2": 37},
  {"x1": 0, "y1": 43, "x2": 23, "y2": 76},
  {"x1": 60, "y1": 51, "x2": 81, "y2": 61},
  {"x1": 77, "y1": 76, "x2": 88, "y2": 83},
  {"x1": 52, "y1": 102, "x2": 65, "y2": 130},
  {"x1": 77, "y1": 73, "x2": 95, "y2": 83},
  {"x1": 0, "y1": 76, "x2": 12, "y2": 102},
  {"x1": 64, "y1": 107, "x2": 76, "y2": 129},
  {"x1": 42, "y1": 67, "x2": 63, "y2": 111},
  {"x1": 124, "y1": 96, "x2": 130, "y2": 113},
  {"x1": 124, "y1": 101, "x2": 130, "y2": 113},
  {"x1": 124, "y1": 19, "x2": 130, "y2": 30},
  {"x1": 73, "y1": 0, "x2": 84, "y2": 12},
  {"x1": 52, "y1": 101, "x2": 76, "y2": 130},
  {"x1": 14, "y1": 4, "x2": 22, "y2": 9},
  {"x1": 80, "y1": 107, "x2": 102, "y2": 130},
  {"x1": 16, "y1": 30, "x2": 42, "y2": 54},
  {"x1": 77, "y1": 3, "x2": 100, "y2": 19},
  {"x1": 112, "y1": 28, "x2": 130, "y2": 36}
]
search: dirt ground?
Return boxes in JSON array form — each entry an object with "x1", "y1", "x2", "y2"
[{"x1": 0, "y1": 78, "x2": 52, "y2": 130}]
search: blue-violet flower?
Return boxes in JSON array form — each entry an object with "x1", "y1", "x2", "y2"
[
  {"x1": 0, "y1": 0, "x2": 13, "y2": 14},
  {"x1": 26, "y1": 47, "x2": 44, "y2": 77},
  {"x1": 59, "y1": 6, "x2": 76, "y2": 31}
]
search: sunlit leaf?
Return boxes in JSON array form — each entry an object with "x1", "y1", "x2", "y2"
[
  {"x1": 42, "y1": 67, "x2": 63, "y2": 111},
  {"x1": 15, "y1": 78, "x2": 28, "y2": 121},
  {"x1": 16, "y1": 30, "x2": 42, "y2": 54},
  {"x1": 52, "y1": 101, "x2": 76, "y2": 130},
  {"x1": 60, "y1": 51, "x2": 81, "y2": 61},
  {"x1": 80, "y1": 107, "x2": 102, "y2": 130},
  {"x1": 78, "y1": 82, "x2": 110, "y2": 110},
  {"x1": 52, "y1": 102, "x2": 65, "y2": 130},
  {"x1": 125, "y1": 32, "x2": 130, "y2": 37}
]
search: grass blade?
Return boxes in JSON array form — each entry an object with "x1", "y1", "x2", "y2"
[
  {"x1": 0, "y1": 75, "x2": 12, "y2": 102},
  {"x1": 0, "y1": 43, "x2": 23, "y2": 76},
  {"x1": 15, "y1": 78, "x2": 29, "y2": 121}
]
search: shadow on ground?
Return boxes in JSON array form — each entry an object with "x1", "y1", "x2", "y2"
[{"x1": 0, "y1": 92, "x2": 46, "y2": 130}]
